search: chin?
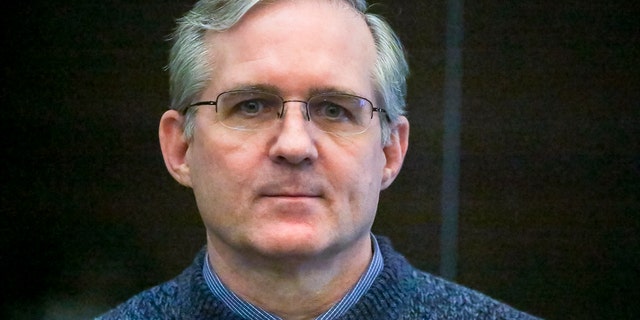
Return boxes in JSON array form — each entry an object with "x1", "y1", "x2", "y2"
[{"x1": 249, "y1": 227, "x2": 337, "y2": 259}]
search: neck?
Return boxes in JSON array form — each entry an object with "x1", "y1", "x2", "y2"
[{"x1": 206, "y1": 235, "x2": 373, "y2": 320}]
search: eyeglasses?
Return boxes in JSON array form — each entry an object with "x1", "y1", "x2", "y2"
[{"x1": 185, "y1": 90, "x2": 386, "y2": 136}]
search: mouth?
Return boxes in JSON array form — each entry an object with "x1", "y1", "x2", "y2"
[
  {"x1": 262, "y1": 192, "x2": 322, "y2": 198},
  {"x1": 256, "y1": 183, "x2": 326, "y2": 217},
  {"x1": 259, "y1": 185, "x2": 324, "y2": 199}
]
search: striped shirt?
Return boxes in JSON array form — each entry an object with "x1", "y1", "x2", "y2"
[{"x1": 202, "y1": 235, "x2": 384, "y2": 320}]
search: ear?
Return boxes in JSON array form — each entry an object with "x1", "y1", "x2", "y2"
[
  {"x1": 381, "y1": 116, "x2": 409, "y2": 190},
  {"x1": 159, "y1": 110, "x2": 192, "y2": 187}
]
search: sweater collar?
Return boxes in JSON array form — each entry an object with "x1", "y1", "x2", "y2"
[{"x1": 202, "y1": 234, "x2": 384, "y2": 319}]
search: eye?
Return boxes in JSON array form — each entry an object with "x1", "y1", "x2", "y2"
[
  {"x1": 315, "y1": 101, "x2": 351, "y2": 121},
  {"x1": 226, "y1": 97, "x2": 278, "y2": 119},
  {"x1": 237, "y1": 99, "x2": 265, "y2": 115}
]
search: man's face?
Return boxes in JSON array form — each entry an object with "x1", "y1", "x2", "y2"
[{"x1": 171, "y1": 1, "x2": 405, "y2": 259}]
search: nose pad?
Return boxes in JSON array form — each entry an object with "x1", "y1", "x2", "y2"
[
  {"x1": 301, "y1": 103, "x2": 311, "y2": 121},
  {"x1": 280, "y1": 100, "x2": 311, "y2": 122},
  {"x1": 277, "y1": 104, "x2": 286, "y2": 119}
]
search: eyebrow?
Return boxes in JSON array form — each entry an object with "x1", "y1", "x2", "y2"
[{"x1": 225, "y1": 83, "x2": 362, "y2": 98}]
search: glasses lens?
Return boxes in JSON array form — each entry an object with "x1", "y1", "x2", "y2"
[
  {"x1": 217, "y1": 91, "x2": 282, "y2": 130},
  {"x1": 308, "y1": 94, "x2": 372, "y2": 135}
]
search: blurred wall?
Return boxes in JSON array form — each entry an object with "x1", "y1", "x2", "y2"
[{"x1": 2, "y1": 0, "x2": 638, "y2": 319}]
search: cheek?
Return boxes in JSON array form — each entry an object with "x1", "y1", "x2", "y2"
[
  {"x1": 330, "y1": 141, "x2": 386, "y2": 202},
  {"x1": 332, "y1": 148, "x2": 385, "y2": 234},
  {"x1": 187, "y1": 134, "x2": 267, "y2": 234},
  {"x1": 188, "y1": 131, "x2": 264, "y2": 199},
  {"x1": 359, "y1": 146, "x2": 387, "y2": 208}
]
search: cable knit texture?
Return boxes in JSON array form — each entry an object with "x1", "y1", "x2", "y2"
[{"x1": 97, "y1": 236, "x2": 541, "y2": 319}]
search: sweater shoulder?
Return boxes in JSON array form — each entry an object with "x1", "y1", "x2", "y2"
[
  {"x1": 95, "y1": 248, "x2": 235, "y2": 320},
  {"x1": 369, "y1": 236, "x2": 541, "y2": 319},
  {"x1": 399, "y1": 269, "x2": 541, "y2": 319}
]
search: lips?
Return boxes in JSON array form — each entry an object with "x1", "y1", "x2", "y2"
[
  {"x1": 262, "y1": 190, "x2": 322, "y2": 198},
  {"x1": 257, "y1": 181, "x2": 324, "y2": 199}
]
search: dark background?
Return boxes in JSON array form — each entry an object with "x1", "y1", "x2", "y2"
[{"x1": 2, "y1": 0, "x2": 638, "y2": 319}]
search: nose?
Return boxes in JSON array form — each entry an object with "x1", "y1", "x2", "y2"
[{"x1": 268, "y1": 101, "x2": 318, "y2": 165}]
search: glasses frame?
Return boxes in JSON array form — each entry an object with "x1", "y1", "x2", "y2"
[{"x1": 184, "y1": 89, "x2": 388, "y2": 135}]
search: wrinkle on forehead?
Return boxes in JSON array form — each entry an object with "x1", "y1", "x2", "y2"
[{"x1": 201, "y1": 0, "x2": 377, "y2": 98}]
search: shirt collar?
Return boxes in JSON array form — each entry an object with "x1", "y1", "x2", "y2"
[{"x1": 202, "y1": 234, "x2": 384, "y2": 320}]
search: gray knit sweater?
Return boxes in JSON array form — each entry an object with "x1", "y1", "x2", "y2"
[{"x1": 97, "y1": 236, "x2": 540, "y2": 319}]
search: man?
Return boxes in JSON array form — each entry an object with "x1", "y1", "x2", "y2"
[{"x1": 99, "y1": 0, "x2": 540, "y2": 319}]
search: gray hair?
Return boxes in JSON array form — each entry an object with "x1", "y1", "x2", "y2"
[{"x1": 167, "y1": 0, "x2": 408, "y2": 144}]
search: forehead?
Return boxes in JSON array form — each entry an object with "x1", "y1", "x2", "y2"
[{"x1": 204, "y1": 0, "x2": 377, "y2": 97}]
